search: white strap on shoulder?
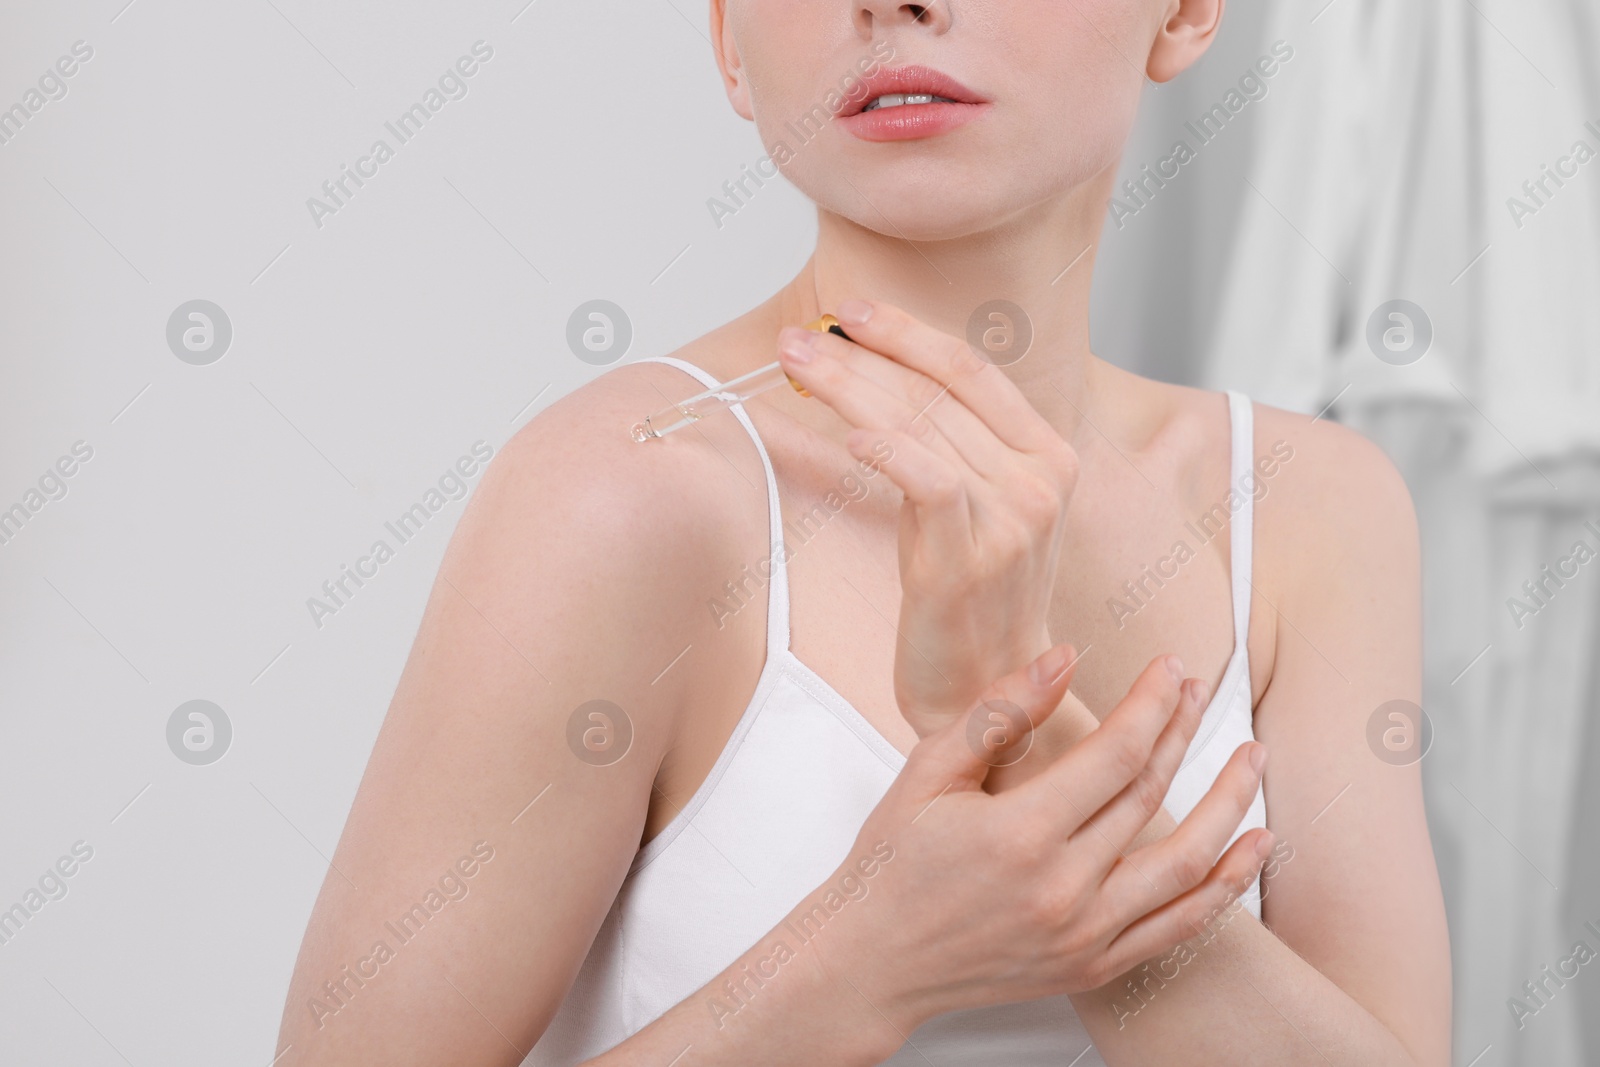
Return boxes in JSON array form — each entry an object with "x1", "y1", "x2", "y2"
[
  {"x1": 629, "y1": 356, "x2": 791, "y2": 652},
  {"x1": 1225, "y1": 390, "x2": 1255, "y2": 648}
]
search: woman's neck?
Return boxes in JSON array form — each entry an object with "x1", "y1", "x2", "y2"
[{"x1": 759, "y1": 194, "x2": 1108, "y2": 451}]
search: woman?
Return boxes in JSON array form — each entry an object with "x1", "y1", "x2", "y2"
[{"x1": 275, "y1": 1, "x2": 1452, "y2": 1063}]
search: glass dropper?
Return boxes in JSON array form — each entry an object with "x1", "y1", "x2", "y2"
[{"x1": 631, "y1": 314, "x2": 849, "y2": 442}]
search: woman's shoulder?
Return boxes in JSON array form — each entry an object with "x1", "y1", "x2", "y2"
[
  {"x1": 487, "y1": 353, "x2": 763, "y2": 545},
  {"x1": 1242, "y1": 399, "x2": 1420, "y2": 657},
  {"x1": 1132, "y1": 374, "x2": 1414, "y2": 556},
  {"x1": 496, "y1": 352, "x2": 770, "y2": 548},
  {"x1": 1246, "y1": 399, "x2": 1416, "y2": 556},
  {"x1": 450, "y1": 351, "x2": 776, "y2": 684},
  {"x1": 1125, "y1": 376, "x2": 1417, "y2": 695}
]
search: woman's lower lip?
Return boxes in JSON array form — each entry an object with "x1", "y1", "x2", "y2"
[{"x1": 837, "y1": 101, "x2": 990, "y2": 142}]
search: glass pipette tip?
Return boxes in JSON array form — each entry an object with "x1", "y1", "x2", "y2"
[{"x1": 631, "y1": 315, "x2": 847, "y2": 443}]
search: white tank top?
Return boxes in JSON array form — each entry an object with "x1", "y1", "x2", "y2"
[{"x1": 529, "y1": 357, "x2": 1267, "y2": 1066}]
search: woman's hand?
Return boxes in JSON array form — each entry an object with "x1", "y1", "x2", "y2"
[
  {"x1": 777, "y1": 299, "x2": 1079, "y2": 738},
  {"x1": 813, "y1": 641, "x2": 1272, "y2": 1041}
]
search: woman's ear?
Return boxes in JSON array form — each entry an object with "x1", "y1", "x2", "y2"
[
  {"x1": 1147, "y1": 0, "x2": 1226, "y2": 84},
  {"x1": 710, "y1": 0, "x2": 755, "y2": 121}
]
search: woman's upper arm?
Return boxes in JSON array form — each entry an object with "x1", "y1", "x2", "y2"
[
  {"x1": 1252, "y1": 415, "x2": 1452, "y2": 1066},
  {"x1": 275, "y1": 373, "x2": 739, "y2": 1065}
]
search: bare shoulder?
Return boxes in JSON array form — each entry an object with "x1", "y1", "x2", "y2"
[
  {"x1": 1090, "y1": 369, "x2": 1417, "y2": 609},
  {"x1": 448, "y1": 356, "x2": 773, "y2": 707},
  {"x1": 1247, "y1": 402, "x2": 1419, "y2": 595},
  {"x1": 1244, "y1": 402, "x2": 1421, "y2": 711},
  {"x1": 1125, "y1": 383, "x2": 1420, "y2": 704},
  {"x1": 464, "y1": 358, "x2": 761, "y2": 591}
]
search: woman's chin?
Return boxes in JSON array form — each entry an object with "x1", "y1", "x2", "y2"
[
  {"x1": 800, "y1": 161, "x2": 1100, "y2": 245},
  {"x1": 817, "y1": 191, "x2": 1020, "y2": 244}
]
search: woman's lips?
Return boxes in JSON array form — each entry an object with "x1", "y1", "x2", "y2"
[
  {"x1": 836, "y1": 65, "x2": 991, "y2": 142},
  {"x1": 838, "y1": 99, "x2": 992, "y2": 141}
]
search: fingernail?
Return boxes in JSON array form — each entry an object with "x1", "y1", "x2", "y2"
[
  {"x1": 1030, "y1": 643, "x2": 1072, "y2": 685},
  {"x1": 779, "y1": 332, "x2": 815, "y2": 364},
  {"x1": 1165, "y1": 656, "x2": 1185, "y2": 684},
  {"x1": 836, "y1": 299, "x2": 873, "y2": 326},
  {"x1": 1189, "y1": 679, "x2": 1210, "y2": 707},
  {"x1": 1249, "y1": 743, "x2": 1267, "y2": 774},
  {"x1": 1255, "y1": 832, "x2": 1276, "y2": 860}
]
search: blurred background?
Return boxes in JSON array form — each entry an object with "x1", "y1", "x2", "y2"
[{"x1": 1, "y1": 1, "x2": 1594, "y2": 1064}]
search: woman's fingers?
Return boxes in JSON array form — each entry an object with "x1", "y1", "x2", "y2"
[
  {"x1": 906, "y1": 642, "x2": 1082, "y2": 788},
  {"x1": 1069, "y1": 676, "x2": 1208, "y2": 857},
  {"x1": 1096, "y1": 827, "x2": 1274, "y2": 980},
  {"x1": 828, "y1": 299, "x2": 1064, "y2": 456},
  {"x1": 804, "y1": 325, "x2": 1015, "y2": 479},
  {"x1": 1104, "y1": 741, "x2": 1267, "y2": 915},
  {"x1": 843, "y1": 427, "x2": 974, "y2": 560},
  {"x1": 780, "y1": 326, "x2": 1010, "y2": 480},
  {"x1": 1013, "y1": 655, "x2": 1188, "y2": 827}
]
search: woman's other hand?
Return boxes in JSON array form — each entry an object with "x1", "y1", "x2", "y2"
[{"x1": 811, "y1": 641, "x2": 1271, "y2": 1041}]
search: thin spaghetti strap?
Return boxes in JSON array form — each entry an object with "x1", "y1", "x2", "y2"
[
  {"x1": 1225, "y1": 391, "x2": 1255, "y2": 649},
  {"x1": 628, "y1": 356, "x2": 792, "y2": 656}
]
